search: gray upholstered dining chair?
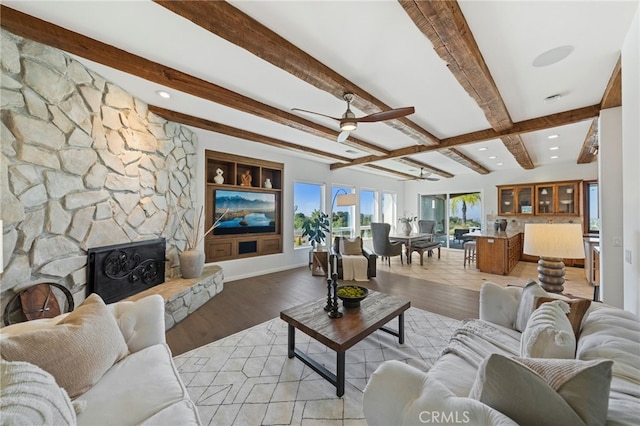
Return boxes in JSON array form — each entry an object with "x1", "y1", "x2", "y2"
[
  {"x1": 371, "y1": 222, "x2": 403, "y2": 266},
  {"x1": 417, "y1": 220, "x2": 435, "y2": 237}
]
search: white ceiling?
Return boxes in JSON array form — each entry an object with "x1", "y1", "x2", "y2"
[{"x1": 4, "y1": 0, "x2": 637, "y2": 180}]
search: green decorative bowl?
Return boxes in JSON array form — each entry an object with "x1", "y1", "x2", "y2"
[{"x1": 336, "y1": 285, "x2": 369, "y2": 308}]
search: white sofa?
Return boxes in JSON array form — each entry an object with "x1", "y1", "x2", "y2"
[
  {"x1": 0, "y1": 294, "x2": 200, "y2": 426},
  {"x1": 363, "y1": 282, "x2": 640, "y2": 425}
]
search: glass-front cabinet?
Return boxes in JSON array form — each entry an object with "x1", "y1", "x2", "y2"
[
  {"x1": 498, "y1": 181, "x2": 580, "y2": 216},
  {"x1": 535, "y1": 181, "x2": 580, "y2": 216},
  {"x1": 498, "y1": 185, "x2": 533, "y2": 215},
  {"x1": 535, "y1": 184, "x2": 555, "y2": 215}
]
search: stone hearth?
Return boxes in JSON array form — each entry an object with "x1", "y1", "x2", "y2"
[{"x1": 124, "y1": 265, "x2": 224, "y2": 330}]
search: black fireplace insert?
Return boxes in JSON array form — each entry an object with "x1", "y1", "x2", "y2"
[{"x1": 87, "y1": 238, "x2": 166, "y2": 303}]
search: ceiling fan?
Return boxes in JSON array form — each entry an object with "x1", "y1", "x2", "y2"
[
  {"x1": 409, "y1": 168, "x2": 440, "y2": 182},
  {"x1": 292, "y1": 93, "x2": 415, "y2": 142}
]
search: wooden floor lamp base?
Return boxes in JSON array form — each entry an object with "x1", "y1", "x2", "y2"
[{"x1": 537, "y1": 257, "x2": 565, "y2": 293}]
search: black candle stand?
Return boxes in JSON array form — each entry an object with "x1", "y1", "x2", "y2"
[{"x1": 327, "y1": 273, "x2": 343, "y2": 318}]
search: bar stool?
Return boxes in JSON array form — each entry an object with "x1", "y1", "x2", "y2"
[{"x1": 463, "y1": 241, "x2": 476, "y2": 267}]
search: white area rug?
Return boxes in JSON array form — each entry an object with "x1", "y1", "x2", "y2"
[{"x1": 174, "y1": 307, "x2": 460, "y2": 425}]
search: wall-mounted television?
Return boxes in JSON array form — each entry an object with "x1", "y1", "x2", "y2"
[{"x1": 213, "y1": 189, "x2": 277, "y2": 235}]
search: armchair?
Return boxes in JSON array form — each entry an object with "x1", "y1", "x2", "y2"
[
  {"x1": 330, "y1": 236, "x2": 377, "y2": 279},
  {"x1": 371, "y1": 222, "x2": 403, "y2": 266}
]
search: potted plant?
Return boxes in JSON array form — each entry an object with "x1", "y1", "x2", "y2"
[
  {"x1": 301, "y1": 210, "x2": 330, "y2": 251},
  {"x1": 398, "y1": 215, "x2": 417, "y2": 236}
]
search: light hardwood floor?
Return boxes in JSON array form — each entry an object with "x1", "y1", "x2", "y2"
[{"x1": 166, "y1": 248, "x2": 594, "y2": 356}]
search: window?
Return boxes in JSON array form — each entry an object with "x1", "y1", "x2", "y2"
[
  {"x1": 419, "y1": 191, "x2": 482, "y2": 249},
  {"x1": 583, "y1": 180, "x2": 599, "y2": 234},
  {"x1": 331, "y1": 185, "x2": 354, "y2": 238},
  {"x1": 293, "y1": 182, "x2": 323, "y2": 248},
  {"x1": 360, "y1": 189, "x2": 376, "y2": 238},
  {"x1": 381, "y1": 192, "x2": 396, "y2": 230}
]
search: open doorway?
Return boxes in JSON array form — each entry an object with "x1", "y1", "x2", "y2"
[{"x1": 419, "y1": 192, "x2": 482, "y2": 249}]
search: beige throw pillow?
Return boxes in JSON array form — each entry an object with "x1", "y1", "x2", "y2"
[
  {"x1": 0, "y1": 293, "x2": 129, "y2": 398},
  {"x1": 521, "y1": 300, "x2": 576, "y2": 359},
  {"x1": 340, "y1": 237, "x2": 362, "y2": 255},
  {"x1": 469, "y1": 354, "x2": 613, "y2": 426}
]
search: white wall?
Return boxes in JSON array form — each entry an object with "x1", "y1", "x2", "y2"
[
  {"x1": 622, "y1": 10, "x2": 640, "y2": 314},
  {"x1": 599, "y1": 108, "x2": 624, "y2": 308},
  {"x1": 191, "y1": 129, "x2": 404, "y2": 282}
]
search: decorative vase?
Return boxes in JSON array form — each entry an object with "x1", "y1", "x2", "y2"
[
  {"x1": 495, "y1": 219, "x2": 508, "y2": 232},
  {"x1": 264, "y1": 178, "x2": 272, "y2": 188},
  {"x1": 180, "y1": 249, "x2": 205, "y2": 279},
  {"x1": 213, "y1": 168, "x2": 224, "y2": 184},
  {"x1": 401, "y1": 221, "x2": 412, "y2": 236}
]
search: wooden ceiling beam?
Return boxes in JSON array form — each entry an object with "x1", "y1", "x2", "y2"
[
  {"x1": 153, "y1": 0, "x2": 441, "y2": 149},
  {"x1": 363, "y1": 164, "x2": 420, "y2": 180},
  {"x1": 148, "y1": 106, "x2": 352, "y2": 163},
  {"x1": 0, "y1": 5, "x2": 386, "y2": 156},
  {"x1": 399, "y1": 0, "x2": 535, "y2": 170},
  {"x1": 330, "y1": 104, "x2": 600, "y2": 170},
  {"x1": 577, "y1": 118, "x2": 599, "y2": 164},
  {"x1": 439, "y1": 148, "x2": 490, "y2": 175},
  {"x1": 601, "y1": 56, "x2": 622, "y2": 109},
  {"x1": 396, "y1": 157, "x2": 454, "y2": 179}
]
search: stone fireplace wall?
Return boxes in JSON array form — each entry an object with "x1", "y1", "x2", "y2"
[{"x1": 1, "y1": 29, "x2": 198, "y2": 310}]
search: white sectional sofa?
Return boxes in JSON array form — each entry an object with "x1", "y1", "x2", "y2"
[
  {"x1": 0, "y1": 294, "x2": 200, "y2": 426},
  {"x1": 363, "y1": 282, "x2": 640, "y2": 425}
]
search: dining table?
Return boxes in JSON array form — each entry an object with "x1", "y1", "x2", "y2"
[{"x1": 388, "y1": 233, "x2": 433, "y2": 264}]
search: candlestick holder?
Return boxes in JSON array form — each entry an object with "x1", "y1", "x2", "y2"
[
  {"x1": 324, "y1": 277, "x2": 332, "y2": 312},
  {"x1": 327, "y1": 273, "x2": 343, "y2": 318}
]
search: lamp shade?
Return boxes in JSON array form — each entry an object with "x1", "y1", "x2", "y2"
[
  {"x1": 336, "y1": 193, "x2": 357, "y2": 206},
  {"x1": 523, "y1": 223, "x2": 585, "y2": 259}
]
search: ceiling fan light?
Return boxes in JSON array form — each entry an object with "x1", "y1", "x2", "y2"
[{"x1": 341, "y1": 121, "x2": 357, "y2": 132}]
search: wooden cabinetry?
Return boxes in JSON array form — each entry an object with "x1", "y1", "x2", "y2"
[
  {"x1": 204, "y1": 150, "x2": 283, "y2": 262},
  {"x1": 476, "y1": 232, "x2": 521, "y2": 275},
  {"x1": 498, "y1": 185, "x2": 533, "y2": 215},
  {"x1": 535, "y1": 181, "x2": 580, "y2": 216},
  {"x1": 497, "y1": 180, "x2": 580, "y2": 216}
]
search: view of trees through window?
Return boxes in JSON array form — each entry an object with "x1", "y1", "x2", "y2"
[
  {"x1": 293, "y1": 182, "x2": 323, "y2": 247},
  {"x1": 420, "y1": 191, "x2": 482, "y2": 249},
  {"x1": 360, "y1": 189, "x2": 376, "y2": 238},
  {"x1": 331, "y1": 186, "x2": 353, "y2": 237}
]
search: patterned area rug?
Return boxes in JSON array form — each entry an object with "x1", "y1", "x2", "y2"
[{"x1": 174, "y1": 307, "x2": 460, "y2": 426}]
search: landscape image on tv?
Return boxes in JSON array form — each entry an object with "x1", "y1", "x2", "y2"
[{"x1": 213, "y1": 189, "x2": 276, "y2": 235}]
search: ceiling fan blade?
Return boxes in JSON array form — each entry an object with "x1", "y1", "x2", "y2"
[
  {"x1": 337, "y1": 130, "x2": 350, "y2": 143},
  {"x1": 354, "y1": 106, "x2": 415, "y2": 123},
  {"x1": 291, "y1": 108, "x2": 341, "y2": 121}
]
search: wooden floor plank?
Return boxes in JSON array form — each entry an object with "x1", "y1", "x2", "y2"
[{"x1": 166, "y1": 266, "x2": 479, "y2": 356}]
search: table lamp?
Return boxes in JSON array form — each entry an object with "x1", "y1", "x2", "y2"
[{"x1": 523, "y1": 223, "x2": 585, "y2": 293}]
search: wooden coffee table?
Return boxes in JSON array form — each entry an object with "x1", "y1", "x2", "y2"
[{"x1": 280, "y1": 291, "x2": 410, "y2": 397}]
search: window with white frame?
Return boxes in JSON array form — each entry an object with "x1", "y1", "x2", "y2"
[
  {"x1": 381, "y1": 192, "x2": 396, "y2": 230},
  {"x1": 331, "y1": 185, "x2": 354, "y2": 238},
  {"x1": 293, "y1": 181, "x2": 323, "y2": 248},
  {"x1": 360, "y1": 189, "x2": 376, "y2": 239}
]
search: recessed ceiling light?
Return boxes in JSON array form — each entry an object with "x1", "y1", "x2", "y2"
[
  {"x1": 547, "y1": 134, "x2": 559, "y2": 139},
  {"x1": 156, "y1": 90, "x2": 171, "y2": 99},
  {"x1": 478, "y1": 147, "x2": 488, "y2": 151},
  {"x1": 489, "y1": 156, "x2": 497, "y2": 159},
  {"x1": 550, "y1": 146, "x2": 559, "y2": 151},
  {"x1": 551, "y1": 155, "x2": 559, "y2": 159},
  {"x1": 496, "y1": 162, "x2": 503, "y2": 166},
  {"x1": 532, "y1": 45, "x2": 574, "y2": 67}
]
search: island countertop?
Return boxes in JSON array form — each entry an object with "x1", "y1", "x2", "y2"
[{"x1": 467, "y1": 230, "x2": 522, "y2": 239}]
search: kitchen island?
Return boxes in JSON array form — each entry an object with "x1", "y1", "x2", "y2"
[{"x1": 473, "y1": 230, "x2": 522, "y2": 275}]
